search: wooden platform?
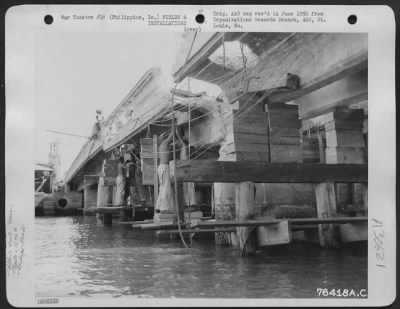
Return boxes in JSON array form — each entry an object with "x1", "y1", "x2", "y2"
[
  {"x1": 134, "y1": 222, "x2": 188, "y2": 230},
  {"x1": 157, "y1": 228, "x2": 236, "y2": 234},
  {"x1": 119, "y1": 219, "x2": 153, "y2": 225},
  {"x1": 190, "y1": 217, "x2": 368, "y2": 229},
  {"x1": 94, "y1": 206, "x2": 132, "y2": 214}
]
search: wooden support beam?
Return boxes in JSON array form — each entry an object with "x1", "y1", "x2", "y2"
[
  {"x1": 315, "y1": 182, "x2": 339, "y2": 248},
  {"x1": 173, "y1": 32, "x2": 243, "y2": 83},
  {"x1": 301, "y1": 91, "x2": 368, "y2": 120},
  {"x1": 171, "y1": 160, "x2": 367, "y2": 183},
  {"x1": 139, "y1": 222, "x2": 190, "y2": 230},
  {"x1": 190, "y1": 217, "x2": 367, "y2": 228},
  {"x1": 235, "y1": 182, "x2": 257, "y2": 256},
  {"x1": 96, "y1": 206, "x2": 131, "y2": 214},
  {"x1": 222, "y1": 34, "x2": 367, "y2": 100},
  {"x1": 157, "y1": 228, "x2": 236, "y2": 234}
]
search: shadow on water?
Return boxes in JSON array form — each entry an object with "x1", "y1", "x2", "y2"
[{"x1": 35, "y1": 216, "x2": 367, "y2": 298}]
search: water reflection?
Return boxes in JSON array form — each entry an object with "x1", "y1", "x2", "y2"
[{"x1": 35, "y1": 217, "x2": 367, "y2": 298}]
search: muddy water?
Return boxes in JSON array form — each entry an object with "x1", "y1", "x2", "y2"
[{"x1": 35, "y1": 216, "x2": 367, "y2": 298}]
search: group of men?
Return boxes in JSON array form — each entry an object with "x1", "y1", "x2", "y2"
[
  {"x1": 110, "y1": 125, "x2": 195, "y2": 216},
  {"x1": 113, "y1": 144, "x2": 146, "y2": 209}
]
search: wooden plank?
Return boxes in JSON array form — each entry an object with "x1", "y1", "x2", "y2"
[
  {"x1": 171, "y1": 160, "x2": 367, "y2": 183},
  {"x1": 226, "y1": 132, "x2": 268, "y2": 145},
  {"x1": 158, "y1": 228, "x2": 236, "y2": 234},
  {"x1": 233, "y1": 121, "x2": 269, "y2": 135},
  {"x1": 233, "y1": 111, "x2": 268, "y2": 121},
  {"x1": 191, "y1": 216, "x2": 367, "y2": 228},
  {"x1": 267, "y1": 102, "x2": 299, "y2": 112},
  {"x1": 235, "y1": 133, "x2": 268, "y2": 144},
  {"x1": 270, "y1": 136, "x2": 300, "y2": 145},
  {"x1": 269, "y1": 127, "x2": 300, "y2": 137},
  {"x1": 315, "y1": 182, "x2": 339, "y2": 248},
  {"x1": 119, "y1": 219, "x2": 153, "y2": 225},
  {"x1": 226, "y1": 142, "x2": 269, "y2": 153},
  {"x1": 268, "y1": 111, "x2": 300, "y2": 123},
  {"x1": 257, "y1": 221, "x2": 292, "y2": 246},
  {"x1": 235, "y1": 151, "x2": 269, "y2": 161},
  {"x1": 96, "y1": 206, "x2": 131, "y2": 214},
  {"x1": 270, "y1": 145, "x2": 302, "y2": 162},
  {"x1": 269, "y1": 117, "x2": 301, "y2": 129},
  {"x1": 140, "y1": 223, "x2": 188, "y2": 230}
]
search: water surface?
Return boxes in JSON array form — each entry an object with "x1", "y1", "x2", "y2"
[{"x1": 35, "y1": 216, "x2": 367, "y2": 298}]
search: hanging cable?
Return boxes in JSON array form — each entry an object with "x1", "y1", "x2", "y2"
[
  {"x1": 222, "y1": 33, "x2": 226, "y2": 72},
  {"x1": 170, "y1": 31, "x2": 199, "y2": 250}
]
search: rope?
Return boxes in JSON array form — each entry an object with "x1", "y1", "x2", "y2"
[
  {"x1": 222, "y1": 33, "x2": 226, "y2": 71},
  {"x1": 46, "y1": 129, "x2": 90, "y2": 139},
  {"x1": 171, "y1": 31, "x2": 199, "y2": 250}
]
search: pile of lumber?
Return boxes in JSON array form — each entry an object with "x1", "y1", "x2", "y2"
[
  {"x1": 301, "y1": 136, "x2": 320, "y2": 163},
  {"x1": 267, "y1": 103, "x2": 302, "y2": 162},
  {"x1": 324, "y1": 109, "x2": 366, "y2": 164}
]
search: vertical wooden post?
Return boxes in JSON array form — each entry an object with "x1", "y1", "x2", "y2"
[
  {"x1": 83, "y1": 183, "x2": 89, "y2": 213},
  {"x1": 315, "y1": 182, "x2": 339, "y2": 248},
  {"x1": 176, "y1": 183, "x2": 185, "y2": 224},
  {"x1": 317, "y1": 133, "x2": 325, "y2": 164},
  {"x1": 153, "y1": 135, "x2": 158, "y2": 215},
  {"x1": 235, "y1": 182, "x2": 257, "y2": 256}
]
